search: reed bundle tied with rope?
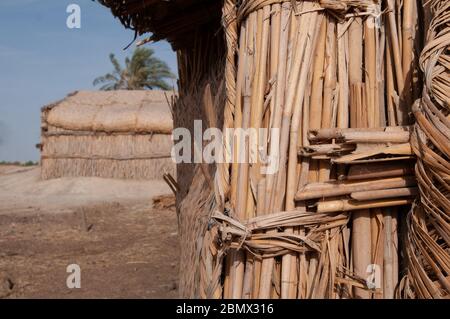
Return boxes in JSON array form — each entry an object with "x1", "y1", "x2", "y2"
[{"x1": 198, "y1": 0, "x2": 424, "y2": 299}]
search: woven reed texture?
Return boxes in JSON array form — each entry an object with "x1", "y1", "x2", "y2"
[{"x1": 402, "y1": 0, "x2": 450, "y2": 299}]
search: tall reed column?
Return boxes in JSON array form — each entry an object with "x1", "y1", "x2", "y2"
[{"x1": 218, "y1": 0, "x2": 420, "y2": 299}]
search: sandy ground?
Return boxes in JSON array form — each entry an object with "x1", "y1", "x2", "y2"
[
  {"x1": 0, "y1": 166, "x2": 179, "y2": 298},
  {"x1": 0, "y1": 166, "x2": 171, "y2": 212}
]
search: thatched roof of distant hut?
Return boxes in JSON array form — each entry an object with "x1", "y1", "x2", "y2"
[
  {"x1": 43, "y1": 90, "x2": 173, "y2": 134},
  {"x1": 98, "y1": 0, "x2": 222, "y2": 49}
]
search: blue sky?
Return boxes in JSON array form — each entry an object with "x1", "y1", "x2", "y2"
[{"x1": 0, "y1": 0, "x2": 177, "y2": 162}]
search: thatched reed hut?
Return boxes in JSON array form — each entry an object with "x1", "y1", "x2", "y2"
[
  {"x1": 99, "y1": 0, "x2": 450, "y2": 299},
  {"x1": 40, "y1": 90, "x2": 175, "y2": 180}
]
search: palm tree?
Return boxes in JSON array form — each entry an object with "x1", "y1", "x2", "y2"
[{"x1": 93, "y1": 47, "x2": 175, "y2": 91}]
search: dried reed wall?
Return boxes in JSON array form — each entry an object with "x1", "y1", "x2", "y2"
[{"x1": 41, "y1": 131, "x2": 174, "y2": 180}]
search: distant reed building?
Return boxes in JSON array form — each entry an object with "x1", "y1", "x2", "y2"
[{"x1": 40, "y1": 90, "x2": 175, "y2": 180}]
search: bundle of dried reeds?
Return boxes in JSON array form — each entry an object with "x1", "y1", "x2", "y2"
[
  {"x1": 207, "y1": 0, "x2": 421, "y2": 299},
  {"x1": 401, "y1": 0, "x2": 450, "y2": 299}
]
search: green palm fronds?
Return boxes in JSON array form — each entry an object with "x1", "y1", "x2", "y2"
[{"x1": 93, "y1": 47, "x2": 175, "y2": 91}]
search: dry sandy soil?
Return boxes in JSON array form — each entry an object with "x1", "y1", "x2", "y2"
[{"x1": 0, "y1": 166, "x2": 179, "y2": 298}]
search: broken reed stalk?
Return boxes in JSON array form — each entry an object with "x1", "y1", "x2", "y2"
[
  {"x1": 296, "y1": 176, "x2": 416, "y2": 200},
  {"x1": 350, "y1": 187, "x2": 418, "y2": 201},
  {"x1": 317, "y1": 198, "x2": 413, "y2": 213},
  {"x1": 308, "y1": 126, "x2": 411, "y2": 142},
  {"x1": 347, "y1": 162, "x2": 414, "y2": 180}
]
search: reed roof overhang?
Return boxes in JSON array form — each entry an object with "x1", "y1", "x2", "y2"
[{"x1": 98, "y1": 0, "x2": 222, "y2": 49}]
